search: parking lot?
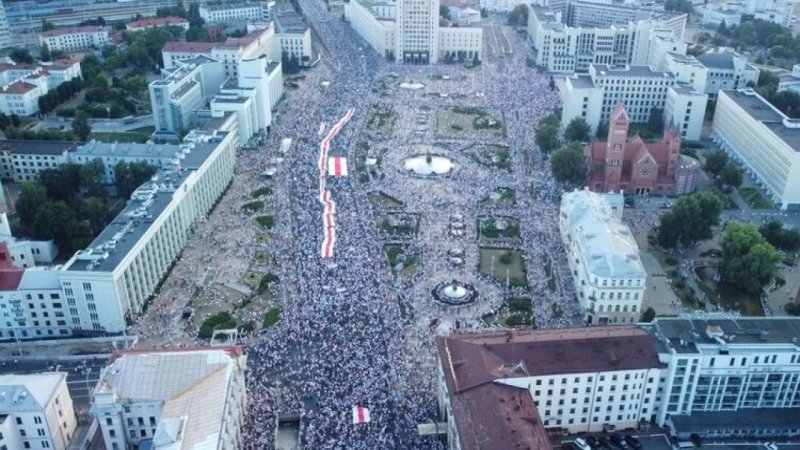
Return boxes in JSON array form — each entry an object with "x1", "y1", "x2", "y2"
[{"x1": 557, "y1": 433, "x2": 673, "y2": 450}]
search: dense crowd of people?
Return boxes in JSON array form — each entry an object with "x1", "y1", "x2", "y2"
[{"x1": 133, "y1": 1, "x2": 581, "y2": 448}]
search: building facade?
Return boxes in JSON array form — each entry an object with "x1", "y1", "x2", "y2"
[
  {"x1": 199, "y1": 2, "x2": 270, "y2": 23},
  {"x1": 560, "y1": 64, "x2": 708, "y2": 140},
  {"x1": 584, "y1": 103, "x2": 699, "y2": 194},
  {"x1": 344, "y1": 0, "x2": 481, "y2": 64},
  {"x1": 91, "y1": 347, "x2": 247, "y2": 450},
  {"x1": 560, "y1": 189, "x2": 646, "y2": 325},
  {"x1": 711, "y1": 89, "x2": 800, "y2": 210},
  {"x1": 38, "y1": 26, "x2": 109, "y2": 52},
  {"x1": 125, "y1": 16, "x2": 189, "y2": 32},
  {"x1": 0, "y1": 59, "x2": 82, "y2": 116},
  {"x1": 149, "y1": 57, "x2": 224, "y2": 135},
  {"x1": 0, "y1": 373, "x2": 77, "y2": 450}
]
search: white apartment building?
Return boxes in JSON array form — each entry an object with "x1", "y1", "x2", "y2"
[
  {"x1": 38, "y1": 26, "x2": 109, "y2": 52},
  {"x1": 560, "y1": 64, "x2": 708, "y2": 140},
  {"x1": 199, "y1": 2, "x2": 271, "y2": 23},
  {"x1": 345, "y1": 0, "x2": 481, "y2": 64},
  {"x1": 711, "y1": 89, "x2": 800, "y2": 210},
  {"x1": 437, "y1": 326, "x2": 664, "y2": 449},
  {"x1": 125, "y1": 16, "x2": 189, "y2": 32},
  {"x1": 0, "y1": 140, "x2": 77, "y2": 182},
  {"x1": 58, "y1": 129, "x2": 237, "y2": 333},
  {"x1": 478, "y1": 0, "x2": 521, "y2": 12},
  {"x1": 211, "y1": 80, "x2": 262, "y2": 145},
  {"x1": 149, "y1": 57, "x2": 225, "y2": 135},
  {"x1": 0, "y1": 1, "x2": 10, "y2": 49},
  {"x1": 647, "y1": 316, "x2": 800, "y2": 439},
  {"x1": 91, "y1": 347, "x2": 247, "y2": 450},
  {"x1": 272, "y1": 2, "x2": 314, "y2": 66},
  {"x1": 0, "y1": 58, "x2": 82, "y2": 116},
  {"x1": 0, "y1": 211, "x2": 58, "y2": 268},
  {"x1": 778, "y1": 64, "x2": 800, "y2": 94},
  {"x1": 527, "y1": 2, "x2": 687, "y2": 73},
  {"x1": 560, "y1": 189, "x2": 646, "y2": 325},
  {"x1": 698, "y1": 0, "x2": 793, "y2": 27},
  {"x1": 0, "y1": 373, "x2": 77, "y2": 450},
  {"x1": 691, "y1": 51, "x2": 760, "y2": 100}
]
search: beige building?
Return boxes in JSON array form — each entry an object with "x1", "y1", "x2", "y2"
[
  {"x1": 91, "y1": 347, "x2": 247, "y2": 450},
  {"x1": 38, "y1": 26, "x2": 109, "y2": 52},
  {"x1": 0, "y1": 373, "x2": 78, "y2": 450}
]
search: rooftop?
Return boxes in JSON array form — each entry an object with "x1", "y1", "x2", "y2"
[
  {"x1": 63, "y1": 131, "x2": 231, "y2": 273},
  {"x1": 39, "y1": 25, "x2": 107, "y2": 38},
  {"x1": 561, "y1": 189, "x2": 645, "y2": 278},
  {"x1": 1, "y1": 81, "x2": 37, "y2": 95},
  {"x1": 0, "y1": 140, "x2": 80, "y2": 156},
  {"x1": 127, "y1": 16, "x2": 188, "y2": 29},
  {"x1": 163, "y1": 41, "x2": 217, "y2": 54},
  {"x1": 721, "y1": 89, "x2": 800, "y2": 152},
  {"x1": 75, "y1": 141, "x2": 182, "y2": 161},
  {"x1": 0, "y1": 373, "x2": 65, "y2": 413},
  {"x1": 649, "y1": 316, "x2": 800, "y2": 354},
  {"x1": 592, "y1": 64, "x2": 672, "y2": 79},
  {"x1": 95, "y1": 347, "x2": 244, "y2": 450},
  {"x1": 695, "y1": 51, "x2": 737, "y2": 70}
]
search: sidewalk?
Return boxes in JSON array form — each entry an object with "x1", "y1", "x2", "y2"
[{"x1": 0, "y1": 335, "x2": 136, "y2": 360}]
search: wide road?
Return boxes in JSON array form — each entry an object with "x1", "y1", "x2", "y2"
[{"x1": 0, "y1": 359, "x2": 106, "y2": 410}]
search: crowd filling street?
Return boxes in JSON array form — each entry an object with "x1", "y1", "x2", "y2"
[{"x1": 128, "y1": 3, "x2": 588, "y2": 448}]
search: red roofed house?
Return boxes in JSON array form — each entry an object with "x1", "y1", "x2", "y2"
[
  {"x1": 38, "y1": 26, "x2": 109, "y2": 52},
  {"x1": 436, "y1": 327, "x2": 664, "y2": 448},
  {"x1": 0, "y1": 58, "x2": 82, "y2": 116},
  {"x1": 126, "y1": 16, "x2": 190, "y2": 32},
  {"x1": 586, "y1": 103, "x2": 699, "y2": 195}
]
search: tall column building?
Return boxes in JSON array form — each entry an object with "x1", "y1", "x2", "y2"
[{"x1": 394, "y1": 0, "x2": 439, "y2": 64}]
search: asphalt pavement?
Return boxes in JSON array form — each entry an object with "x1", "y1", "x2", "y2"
[{"x1": 1, "y1": 358, "x2": 106, "y2": 410}]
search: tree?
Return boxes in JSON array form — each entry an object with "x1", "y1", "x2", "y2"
[
  {"x1": 550, "y1": 143, "x2": 586, "y2": 187},
  {"x1": 40, "y1": 43, "x2": 52, "y2": 62},
  {"x1": 717, "y1": 20, "x2": 729, "y2": 36},
  {"x1": 535, "y1": 123, "x2": 560, "y2": 155},
  {"x1": 720, "y1": 221, "x2": 781, "y2": 294},
  {"x1": 16, "y1": 182, "x2": 48, "y2": 230},
  {"x1": 439, "y1": 5, "x2": 450, "y2": 20},
  {"x1": 564, "y1": 117, "x2": 591, "y2": 143},
  {"x1": 32, "y1": 201, "x2": 88, "y2": 255},
  {"x1": 114, "y1": 161, "x2": 157, "y2": 198},
  {"x1": 647, "y1": 107, "x2": 664, "y2": 135},
  {"x1": 79, "y1": 158, "x2": 106, "y2": 196},
  {"x1": 10, "y1": 48, "x2": 34, "y2": 64},
  {"x1": 595, "y1": 120, "x2": 609, "y2": 139},
  {"x1": 703, "y1": 150, "x2": 728, "y2": 175},
  {"x1": 41, "y1": 19, "x2": 56, "y2": 32},
  {"x1": 38, "y1": 164, "x2": 81, "y2": 202},
  {"x1": 507, "y1": 4, "x2": 528, "y2": 26},
  {"x1": 72, "y1": 111, "x2": 92, "y2": 141},
  {"x1": 80, "y1": 197, "x2": 108, "y2": 235},
  {"x1": 717, "y1": 164, "x2": 743, "y2": 190},
  {"x1": 656, "y1": 191, "x2": 723, "y2": 248},
  {"x1": 641, "y1": 307, "x2": 656, "y2": 323},
  {"x1": 759, "y1": 220, "x2": 800, "y2": 251}
]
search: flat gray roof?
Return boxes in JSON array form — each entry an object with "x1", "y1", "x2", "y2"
[
  {"x1": 650, "y1": 316, "x2": 800, "y2": 354},
  {"x1": 722, "y1": 89, "x2": 800, "y2": 152},
  {"x1": 696, "y1": 51, "x2": 736, "y2": 70},
  {"x1": 592, "y1": 64, "x2": 671, "y2": 78},
  {"x1": 569, "y1": 74, "x2": 595, "y2": 89},
  {"x1": 65, "y1": 131, "x2": 230, "y2": 273},
  {"x1": 0, "y1": 140, "x2": 81, "y2": 156}
]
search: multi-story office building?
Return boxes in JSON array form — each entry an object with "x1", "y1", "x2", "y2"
[
  {"x1": 437, "y1": 326, "x2": 664, "y2": 449},
  {"x1": 0, "y1": 140, "x2": 78, "y2": 182},
  {"x1": 38, "y1": 26, "x2": 109, "y2": 51},
  {"x1": 125, "y1": 16, "x2": 189, "y2": 32},
  {"x1": 344, "y1": 0, "x2": 482, "y2": 64},
  {"x1": 149, "y1": 57, "x2": 225, "y2": 135},
  {"x1": 664, "y1": 50, "x2": 759, "y2": 101},
  {"x1": 199, "y1": 2, "x2": 270, "y2": 23},
  {"x1": 0, "y1": 2, "x2": 10, "y2": 49},
  {"x1": 646, "y1": 316, "x2": 800, "y2": 439},
  {"x1": 272, "y1": 2, "x2": 314, "y2": 66},
  {"x1": 0, "y1": 373, "x2": 77, "y2": 450},
  {"x1": 91, "y1": 347, "x2": 247, "y2": 450},
  {"x1": 527, "y1": 2, "x2": 687, "y2": 73},
  {"x1": 437, "y1": 316, "x2": 800, "y2": 448},
  {"x1": 58, "y1": 128, "x2": 237, "y2": 333},
  {"x1": 711, "y1": 89, "x2": 800, "y2": 210},
  {"x1": 560, "y1": 189, "x2": 646, "y2": 325},
  {"x1": 0, "y1": 58, "x2": 82, "y2": 116},
  {"x1": 560, "y1": 63, "x2": 708, "y2": 140}
]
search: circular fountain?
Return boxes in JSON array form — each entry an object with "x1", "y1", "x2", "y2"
[
  {"x1": 403, "y1": 154, "x2": 454, "y2": 177},
  {"x1": 432, "y1": 280, "x2": 479, "y2": 306}
]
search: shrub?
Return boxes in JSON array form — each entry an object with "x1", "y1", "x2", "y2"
[
  {"x1": 262, "y1": 308, "x2": 280, "y2": 328},
  {"x1": 505, "y1": 314, "x2": 527, "y2": 327},
  {"x1": 198, "y1": 311, "x2": 236, "y2": 339},
  {"x1": 665, "y1": 257, "x2": 679, "y2": 266},
  {"x1": 241, "y1": 201, "x2": 264, "y2": 213},
  {"x1": 508, "y1": 297, "x2": 531, "y2": 312},
  {"x1": 499, "y1": 251, "x2": 514, "y2": 265},
  {"x1": 254, "y1": 215, "x2": 275, "y2": 229},
  {"x1": 258, "y1": 273, "x2": 279, "y2": 294}
]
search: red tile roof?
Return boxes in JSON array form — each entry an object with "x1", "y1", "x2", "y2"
[
  {"x1": 39, "y1": 26, "x2": 107, "y2": 38},
  {"x1": 127, "y1": 16, "x2": 188, "y2": 29},
  {"x1": 163, "y1": 41, "x2": 217, "y2": 53},
  {"x1": 1, "y1": 81, "x2": 37, "y2": 95}
]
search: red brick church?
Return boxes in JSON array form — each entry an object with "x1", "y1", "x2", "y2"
[{"x1": 585, "y1": 103, "x2": 698, "y2": 195}]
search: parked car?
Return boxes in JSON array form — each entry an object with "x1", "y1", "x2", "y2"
[
  {"x1": 609, "y1": 434, "x2": 629, "y2": 449},
  {"x1": 624, "y1": 435, "x2": 642, "y2": 450}
]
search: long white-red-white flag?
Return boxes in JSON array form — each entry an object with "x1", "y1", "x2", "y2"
[
  {"x1": 352, "y1": 406, "x2": 371, "y2": 425},
  {"x1": 328, "y1": 156, "x2": 348, "y2": 177}
]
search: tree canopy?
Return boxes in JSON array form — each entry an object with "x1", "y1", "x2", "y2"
[
  {"x1": 564, "y1": 117, "x2": 591, "y2": 143},
  {"x1": 114, "y1": 161, "x2": 157, "y2": 198},
  {"x1": 656, "y1": 191, "x2": 723, "y2": 248},
  {"x1": 550, "y1": 143, "x2": 586, "y2": 187},
  {"x1": 507, "y1": 4, "x2": 528, "y2": 26},
  {"x1": 759, "y1": 220, "x2": 800, "y2": 251},
  {"x1": 720, "y1": 222, "x2": 781, "y2": 294}
]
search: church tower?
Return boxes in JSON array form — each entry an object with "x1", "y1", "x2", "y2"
[{"x1": 604, "y1": 103, "x2": 629, "y2": 191}]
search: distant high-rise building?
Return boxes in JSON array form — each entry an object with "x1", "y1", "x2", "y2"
[
  {"x1": 0, "y1": 1, "x2": 10, "y2": 49},
  {"x1": 395, "y1": 0, "x2": 439, "y2": 64}
]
